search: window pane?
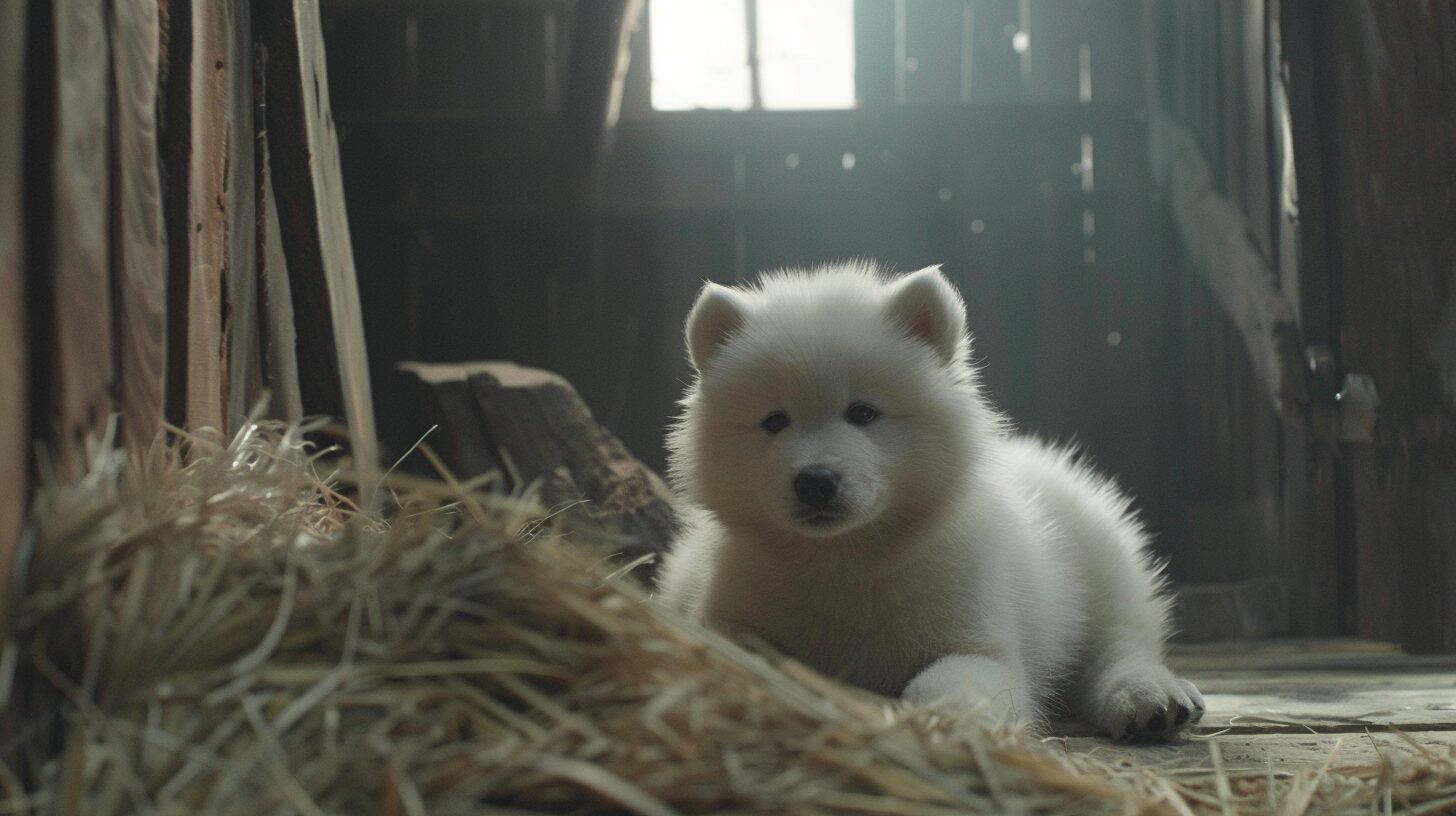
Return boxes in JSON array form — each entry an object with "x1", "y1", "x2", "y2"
[
  {"x1": 757, "y1": 0, "x2": 855, "y2": 110},
  {"x1": 649, "y1": 0, "x2": 752, "y2": 111}
]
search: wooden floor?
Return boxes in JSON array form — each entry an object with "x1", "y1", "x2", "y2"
[{"x1": 1052, "y1": 639, "x2": 1456, "y2": 769}]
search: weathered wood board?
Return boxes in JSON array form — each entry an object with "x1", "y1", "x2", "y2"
[
  {"x1": 1058, "y1": 731, "x2": 1456, "y2": 773},
  {"x1": 112, "y1": 0, "x2": 169, "y2": 450},
  {"x1": 53, "y1": 0, "x2": 116, "y2": 475},
  {"x1": 258, "y1": 0, "x2": 378, "y2": 493},
  {"x1": 254, "y1": 46, "x2": 304, "y2": 423},
  {"x1": 225, "y1": 0, "x2": 259, "y2": 427},
  {"x1": 1060, "y1": 639, "x2": 1456, "y2": 769},
  {"x1": 183, "y1": 0, "x2": 231, "y2": 434}
]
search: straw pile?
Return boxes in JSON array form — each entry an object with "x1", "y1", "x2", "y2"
[{"x1": 3, "y1": 422, "x2": 1454, "y2": 814}]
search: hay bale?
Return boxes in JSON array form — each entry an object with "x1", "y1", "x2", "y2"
[{"x1": 2, "y1": 423, "x2": 1454, "y2": 814}]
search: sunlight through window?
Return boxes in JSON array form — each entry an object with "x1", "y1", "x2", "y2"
[
  {"x1": 649, "y1": 0, "x2": 752, "y2": 111},
  {"x1": 649, "y1": 0, "x2": 855, "y2": 111},
  {"x1": 757, "y1": 0, "x2": 855, "y2": 110}
]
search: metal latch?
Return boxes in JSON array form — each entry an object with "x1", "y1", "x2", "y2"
[{"x1": 1336, "y1": 373, "x2": 1380, "y2": 443}]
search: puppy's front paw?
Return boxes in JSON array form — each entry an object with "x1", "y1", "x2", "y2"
[{"x1": 1092, "y1": 668, "x2": 1204, "y2": 741}]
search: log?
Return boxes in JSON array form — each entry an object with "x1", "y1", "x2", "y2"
[{"x1": 400, "y1": 362, "x2": 676, "y2": 576}]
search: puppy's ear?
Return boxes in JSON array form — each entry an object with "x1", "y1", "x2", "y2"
[
  {"x1": 686, "y1": 281, "x2": 750, "y2": 372},
  {"x1": 886, "y1": 265, "x2": 967, "y2": 366}
]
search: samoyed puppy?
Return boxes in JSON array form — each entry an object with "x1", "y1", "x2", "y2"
[{"x1": 656, "y1": 262, "x2": 1204, "y2": 740}]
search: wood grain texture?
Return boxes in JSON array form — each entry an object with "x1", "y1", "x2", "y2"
[
  {"x1": 53, "y1": 0, "x2": 116, "y2": 475},
  {"x1": 184, "y1": 0, "x2": 230, "y2": 435},
  {"x1": 258, "y1": 0, "x2": 379, "y2": 495},
  {"x1": 112, "y1": 0, "x2": 169, "y2": 451},
  {"x1": 1321, "y1": 1, "x2": 1456, "y2": 654},
  {"x1": 401, "y1": 361, "x2": 676, "y2": 577},
  {"x1": 0, "y1": 0, "x2": 28, "y2": 638},
  {"x1": 225, "y1": 0, "x2": 259, "y2": 427}
]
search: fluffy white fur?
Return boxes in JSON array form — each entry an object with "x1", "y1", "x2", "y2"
[{"x1": 657, "y1": 261, "x2": 1204, "y2": 740}]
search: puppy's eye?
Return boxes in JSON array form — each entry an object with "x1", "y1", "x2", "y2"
[
  {"x1": 761, "y1": 411, "x2": 790, "y2": 433},
  {"x1": 846, "y1": 403, "x2": 879, "y2": 425}
]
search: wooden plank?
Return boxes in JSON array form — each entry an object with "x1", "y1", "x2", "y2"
[
  {"x1": 1060, "y1": 731, "x2": 1456, "y2": 772},
  {"x1": 0, "y1": 0, "x2": 27, "y2": 641},
  {"x1": 1322, "y1": 1, "x2": 1456, "y2": 654},
  {"x1": 52, "y1": 0, "x2": 116, "y2": 475},
  {"x1": 1194, "y1": 687, "x2": 1456, "y2": 733},
  {"x1": 1270, "y1": 0, "x2": 1341, "y2": 638},
  {"x1": 254, "y1": 45, "x2": 304, "y2": 423},
  {"x1": 225, "y1": 0, "x2": 259, "y2": 426},
  {"x1": 257, "y1": 0, "x2": 379, "y2": 494},
  {"x1": 1149, "y1": 111, "x2": 1307, "y2": 418},
  {"x1": 112, "y1": 0, "x2": 169, "y2": 451},
  {"x1": 183, "y1": 0, "x2": 230, "y2": 434}
]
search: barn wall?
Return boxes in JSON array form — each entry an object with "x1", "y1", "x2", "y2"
[{"x1": 324, "y1": 0, "x2": 1192, "y2": 549}]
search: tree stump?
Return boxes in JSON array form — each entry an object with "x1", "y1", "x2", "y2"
[{"x1": 399, "y1": 361, "x2": 675, "y2": 578}]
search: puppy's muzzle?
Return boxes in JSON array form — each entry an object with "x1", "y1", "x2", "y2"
[{"x1": 794, "y1": 467, "x2": 841, "y2": 509}]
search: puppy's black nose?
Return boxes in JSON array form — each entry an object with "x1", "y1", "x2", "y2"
[{"x1": 794, "y1": 467, "x2": 840, "y2": 508}]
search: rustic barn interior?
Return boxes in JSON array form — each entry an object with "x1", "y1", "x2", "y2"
[{"x1": 3, "y1": 0, "x2": 1456, "y2": 811}]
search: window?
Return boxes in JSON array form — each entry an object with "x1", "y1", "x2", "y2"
[{"x1": 649, "y1": 0, "x2": 855, "y2": 111}]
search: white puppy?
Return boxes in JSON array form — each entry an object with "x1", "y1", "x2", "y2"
[{"x1": 656, "y1": 262, "x2": 1203, "y2": 740}]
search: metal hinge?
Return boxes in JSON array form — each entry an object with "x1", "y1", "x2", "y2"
[
  {"x1": 1305, "y1": 345, "x2": 1379, "y2": 443},
  {"x1": 1336, "y1": 373, "x2": 1380, "y2": 443}
]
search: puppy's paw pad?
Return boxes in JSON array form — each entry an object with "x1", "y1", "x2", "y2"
[{"x1": 1094, "y1": 672, "x2": 1202, "y2": 742}]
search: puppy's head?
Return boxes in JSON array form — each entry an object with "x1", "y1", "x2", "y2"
[{"x1": 671, "y1": 263, "x2": 987, "y2": 542}]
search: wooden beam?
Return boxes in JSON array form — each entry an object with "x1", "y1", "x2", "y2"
[
  {"x1": 257, "y1": 0, "x2": 379, "y2": 495},
  {"x1": 112, "y1": 0, "x2": 169, "y2": 451},
  {"x1": 52, "y1": 0, "x2": 116, "y2": 474},
  {"x1": 1149, "y1": 110, "x2": 1308, "y2": 417}
]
